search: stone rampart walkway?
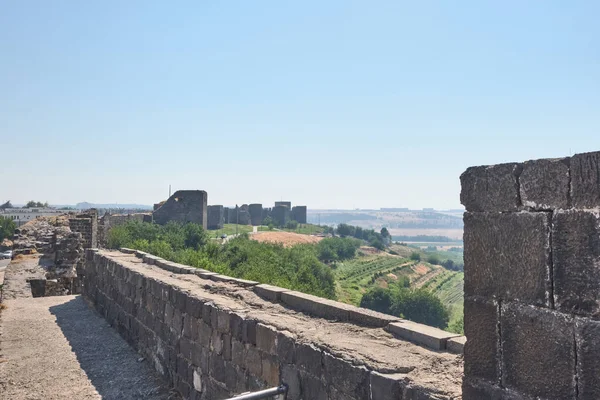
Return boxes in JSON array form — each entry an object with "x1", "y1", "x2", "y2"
[{"x1": 0, "y1": 257, "x2": 174, "y2": 399}]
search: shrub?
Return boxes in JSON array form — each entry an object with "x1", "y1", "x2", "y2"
[{"x1": 410, "y1": 252, "x2": 421, "y2": 261}]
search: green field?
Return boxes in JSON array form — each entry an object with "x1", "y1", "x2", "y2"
[
  {"x1": 334, "y1": 246, "x2": 464, "y2": 332},
  {"x1": 208, "y1": 224, "x2": 253, "y2": 237},
  {"x1": 335, "y1": 254, "x2": 414, "y2": 305}
]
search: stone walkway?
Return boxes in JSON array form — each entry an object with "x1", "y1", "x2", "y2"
[{"x1": 0, "y1": 258, "x2": 175, "y2": 399}]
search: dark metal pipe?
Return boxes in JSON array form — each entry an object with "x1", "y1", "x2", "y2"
[{"x1": 225, "y1": 384, "x2": 288, "y2": 400}]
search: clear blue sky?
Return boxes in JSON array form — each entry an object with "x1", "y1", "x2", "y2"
[{"x1": 1, "y1": 1, "x2": 598, "y2": 209}]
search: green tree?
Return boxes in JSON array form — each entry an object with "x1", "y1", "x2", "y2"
[
  {"x1": 0, "y1": 201, "x2": 14, "y2": 209},
  {"x1": 285, "y1": 220, "x2": 299, "y2": 230},
  {"x1": 392, "y1": 288, "x2": 450, "y2": 329},
  {"x1": 360, "y1": 287, "x2": 394, "y2": 314},
  {"x1": 336, "y1": 223, "x2": 354, "y2": 237},
  {"x1": 0, "y1": 216, "x2": 16, "y2": 241},
  {"x1": 448, "y1": 314, "x2": 464, "y2": 334},
  {"x1": 427, "y1": 255, "x2": 441, "y2": 265},
  {"x1": 24, "y1": 201, "x2": 47, "y2": 208},
  {"x1": 410, "y1": 252, "x2": 421, "y2": 261}
]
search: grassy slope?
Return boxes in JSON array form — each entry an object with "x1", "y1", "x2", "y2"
[
  {"x1": 335, "y1": 244, "x2": 464, "y2": 331},
  {"x1": 258, "y1": 224, "x2": 325, "y2": 235},
  {"x1": 208, "y1": 224, "x2": 253, "y2": 237}
]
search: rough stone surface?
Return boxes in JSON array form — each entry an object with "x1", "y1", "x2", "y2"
[
  {"x1": 207, "y1": 205, "x2": 224, "y2": 230},
  {"x1": 520, "y1": 157, "x2": 570, "y2": 210},
  {"x1": 446, "y1": 336, "x2": 466, "y2": 354},
  {"x1": 153, "y1": 190, "x2": 207, "y2": 229},
  {"x1": 460, "y1": 163, "x2": 520, "y2": 212},
  {"x1": 387, "y1": 320, "x2": 460, "y2": 351},
  {"x1": 464, "y1": 297, "x2": 499, "y2": 382},
  {"x1": 370, "y1": 371, "x2": 407, "y2": 400},
  {"x1": 553, "y1": 209, "x2": 600, "y2": 318},
  {"x1": 464, "y1": 212, "x2": 551, "y2": 305},
  {"x1": 576, "y1": 318, "x2": 600, "y2": 400},
  {"x1": 80, "y1": 250, "x2": 463, "y2": 399},
  {"x1": 571, "y1": 151, "x2": 600, "y2": 208},
  {"x1": 501, "y1": 302, "x2": 575, "y2": 399}
]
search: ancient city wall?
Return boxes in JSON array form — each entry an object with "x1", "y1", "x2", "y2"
[
  {"x1": 207, "y1": 206, "x2": 224, "y2": 230},
  {"x1": 83, "y1": 249, "x2": 464, "y2": 399},
  {"x1": 153, "y1": 191, "x2": 208, "y2": 229},
  {"x1": 461, "y1": 150, "x2": 600, "y2": 399},
  {"x1": 69, "y1": 209, "x2": 98, "y2": 249}
]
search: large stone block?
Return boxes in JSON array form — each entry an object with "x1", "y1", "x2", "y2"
[
  {"x1": 460, "y1": 163, "x2": 520, "y2": 212},
  {"x1": 553, "y1": 210, "x2": 600, "y2": 318},
  {"x1": 322, "y1": 352, "x2": 369, "y2": 399},
  {"x1": 464, "y1": 212, "x2": 551, "y2": 305},
  {"x1": 280, "y1": 291, "x2": 350, "y2": 321},
  {"x1": 576, "y1": 318, "x2": 600, "y2": 400},
  {"x1": 256, "y1": 323, "x2": 278, "y2": 355},
  {"x1": 299, "y1": 371, "x2": 328, "y2": 400},
  {"x1": 501, "y1": 302, "x2": 575, "y2": 399},
  {"x1": 370, "y1": 371, "x2": 407, "y2": 400},
  {"x1": 571, "y1": 151, "x2": 600, "y2": 208},
  {"x1": 386, "y1": 320, "x2": 460, "y2": 351},
  {"x1": 464, "y1": 297, "x2": 499, "y2": 382},
  {"x1": 520, "y1": 157, "x2": 570, "y2": 210}
]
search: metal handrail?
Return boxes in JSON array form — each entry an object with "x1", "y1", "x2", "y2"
[{"x1": 225, "y1": 384, "x2": 288, "y2": 400}]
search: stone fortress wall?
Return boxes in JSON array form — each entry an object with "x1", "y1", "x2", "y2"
[
  {"x1": 82, "y1": 248, "x2": 465, "y2": 399},
  {"x1": 461, "y1": 150, "x2": 600, "y2": 399}
]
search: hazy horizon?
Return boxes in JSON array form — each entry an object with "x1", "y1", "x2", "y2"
[{"x1": 2, "y1": 1, "x2": 599, "y2": 209}]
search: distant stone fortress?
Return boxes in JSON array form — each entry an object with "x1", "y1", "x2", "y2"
[{"x1": 150, "y1": 190, "x2": 307, "y2": 230}]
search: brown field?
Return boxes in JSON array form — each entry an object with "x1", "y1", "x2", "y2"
[{"x1": 250, "y1": 231, "x2": 323, "y2": 247}]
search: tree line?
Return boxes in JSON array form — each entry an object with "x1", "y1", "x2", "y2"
[{"x1": 107, "y1": 221, "x2": 360, "y2": 299}]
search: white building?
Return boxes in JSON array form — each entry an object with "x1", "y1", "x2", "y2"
[{"x1": 0, "y1": 208, "x2": 66, "y2": 227}]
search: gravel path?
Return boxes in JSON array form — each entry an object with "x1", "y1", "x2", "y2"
[{"x1": 0, "y1": 256, "x2": 176, "y2": 400}]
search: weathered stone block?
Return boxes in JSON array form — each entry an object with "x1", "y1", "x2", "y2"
[
  {"x1": 501, "y1": 302, "x2": 575, "y2": 399},
  {"x1": 464, "y1": 212, "x2": 551, "y2": 305},
  {"x1": 447, "y1": 336, "x2": 466, "y2": 354},
  {"x1": 276, "y1": 330, "x2": 296, "y2": 364},
  {"x1": 222, "y1": 333, "x2": 232, "y2": 361},
  {"x1": 242, "y1": 319, "x2": 257, "y2": 345},
  {"x1": 261, "y1": 353, "x2": 280, "y2": 386},
  {"x1": 462, "y1": 378, "x2": 526, "y2": 400},
  {"x1": 520, "y1": 157, "x2": 570, "y2": 210},
  {"x1": 299, "y1": 371, "x2": 327, "y2": 400},
  {"x1": 216, "y1": 308, "x2": 231, "y2": 333},
  {"x1": 386, "y1": 320, "x2": 460, "y2": 351},
  {"x1": 369, "y1": 371, "x2": 407, "y2": 400},
  {"x1": 210, "y1": 330, "x2": 223, "y2": 354},
  {"x1": 571, "y1": 151, "x2": 600, "y2": 208},
  {"x1": 245, "y1": 345, "x2": 262, "y2": 377},
  {"x1": 553, "y1": 210, "x2": 600, "y2": 318},
  {"x1": 460, "y1": 163, "x2": 520, "y2": 212},
  {"x1": 254, "y1": 284, "x2": 290, "y2": 302},
  {"x1": 231, "y1": 339, "x2": 246, "y2": 367},
  {"x1": 281, "y1": 364, "x2": 301, "y2": 400},
  {"x1": 576, "y1": 318, "x2": 600, "y2": 400},
  {"x1": 295, "y1": 343, "x2": 322, "y2": 376},
  {"x1": 347, "y1": 306, "x2": 401, "y2": 328},
  {"x1": 280, "y1": 291, "x2": 350, "y2": 321},
  {"x1": 464, "y1": 297, "x2": 499, "y2": 382},
  {"x1": 256, "y1": 323, "x2": 278, "y2": 355}
]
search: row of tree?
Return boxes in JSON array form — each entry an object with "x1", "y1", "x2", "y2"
[
  {"x1": 0, "y1": 200, "x2": 49, "y2": 209},
  {"x1": 360, "y1": 280, "x2": 451, "y2": 329},
  {"x1": 322, "y1": 223, "x2": 391, "y2": 250}
]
